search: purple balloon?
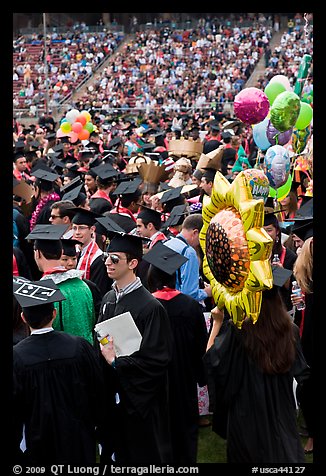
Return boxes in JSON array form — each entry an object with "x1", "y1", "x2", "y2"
[
  {"x1": 266, "y1": 120, "x2": 292, "y2": 146},
  {"x1": 234, "y1": 87, "x2": 270, "y2": 125}
]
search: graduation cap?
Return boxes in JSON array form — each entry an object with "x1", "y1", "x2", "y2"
[
  {"x1": 293, "y1": 198, "x2": 313, "y2": 220},
  {"x1": 26, "y1": 224, "x2": 68, "y2": 254},
  {"x1": 61, "y1": 238, "x2": 83, "y2": 256},
  {"x1": 59, "y1": 136, "x2": 71, "y2": 144},
  {"x1": 60, "y1": 176, "x2": 83, "y2": 195},
  {"x1": 14, "y1": 140, "x2": 26, "y2": 152},
  {"x1": 13, "y1": 177, "x2": 35, "y2": 203},
  {"x1": 290, "y1": 219, "x2": 313, "y2": 241},
  {"x1": 69, "y1": 207, "x2": 101, "y2": 226},
  {"x1": 79, "y1": 148, "x2": 95, "y2": 160},
  {"x1": 221, "y1": 129, "x2": 235, "y2": 139},
  {"x1": 106, "y1": 232, "x2": 144, "y2": 259},
  {"x1": 137, "y1": 206, "x2": 162, "y2": 228},
  {"x1": 157, "y1": 186, "x2": 183, "y2": 204},
  {"x1": 53, "y1": 143, "x2": 64, "y2": 154},
  {"x1": 112, "y1": 177, "x2": 143, "y2": 196},
  {"x1": 31, "y1": 168, "x2": 59, "y2": 183},
  {"x1": 108, "y1": 137, "x2": 123, "y2": 149},
  {"x1": 92, "y1": 164, "x2": 119, "y2": 182},
  {"x1": 202, "y1": 167, "x2": 217, "y2": 183},
  {"x1": 49, "y1": 155, "x2": 66, "y2": 171},
  {"x1": 61, "y1": 184, "x2": 86, "y2": 206},
  {"x1": 13, "y1": 277, "x2": 66, "y2": 309},
  {"x1": 29, "y1": 140, "x2": 42, "y2": 150},
  {"x1": 142, "y1": 241, "x2": 188, "y2": 275},
  {"x1": 272, "y1": 265, "x2": 292, "y2": 288},
  {"x1": 45, "y1": 132, "x2": 56, "y2": 141},
  {"x1": 209, "y1": 120, "x2": 220, "y2": 132},
  {"x1": 163, "y1": 204, "x2": 188, "y2": 228},
  {"x1": 140, "y1": 142, "x2": 156, "y2": 152},
  {"x1": 95, "y1": 216, "x2": 126, "y2": 237}
]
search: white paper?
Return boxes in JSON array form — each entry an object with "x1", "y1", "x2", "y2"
[{"x1": 94, "y1": 312, "x2": 142, "y2": 357}]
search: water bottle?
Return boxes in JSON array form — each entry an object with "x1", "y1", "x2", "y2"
[
  {"x1": 272, "y1": 253, "x2": 280, "y2": 264},
  {"x1": 292, "y1": 281, "x2": 305, "y2": 311}
]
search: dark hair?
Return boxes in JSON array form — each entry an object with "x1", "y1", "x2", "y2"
[
  {"x1": 241, "y1": 288, "x2": 296, "y2": 374},
  {"x1": 22, "y1": 303, "x2": 55, "y2": 329},
  {"x1": 147, "y1": 264, "x2": 176, "y2": 292}
]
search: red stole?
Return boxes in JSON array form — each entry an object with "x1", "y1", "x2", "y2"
[
  {"x1": 111, "y1": 204, "x2": 137, "y2": 222},
  {"x1": 279, "y1": 246, "x2": 286, "y2": 265},
  {"x1": 91, "y1": 189, "x2": 113, "y2": 206},
  {"x1": 13, "y1": 254, "x2": 19, "y2": 276},
  {"x1": 77, "y1": 240, "x2": 101, "y2": 279},
  {"x1": 152, "y1": 287, "x2": 181, "y2": 300},
  {"x1": 42, "y1": 266, "x2": 67, "y2": 276},
  {"x1": 150, "y1": 232, "x2": 167, "y2": 248}
]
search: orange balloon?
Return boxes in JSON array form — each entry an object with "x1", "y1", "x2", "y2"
[
  {"x1": 75, "y1": 114, "x2": 87, "y2": 126},
  {"x1": 78, "y1": 129, "x2": 90, "y2": 140}
]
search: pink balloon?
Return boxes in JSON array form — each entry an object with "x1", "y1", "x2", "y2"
[
  {"x1": 56, "y1": 129, "x2": 65, "y2": 138},
  {"x1": 68, "y1": 131, "x2": 79, "y2": 143},
  {"x1": 234, "y1": 87, "x2": 270, "y2": 125},
  {"x1": 72, "y1": 122, "x2": 83, "y2": 134}
]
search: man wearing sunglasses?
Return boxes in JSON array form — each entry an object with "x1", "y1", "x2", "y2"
[{"x1": 96, "y1": 232, "x2": 173, "y2": 465}]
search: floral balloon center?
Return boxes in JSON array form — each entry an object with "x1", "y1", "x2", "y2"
[{"x1": 205, "y1": 207, "x2": 250, "y2": 291}]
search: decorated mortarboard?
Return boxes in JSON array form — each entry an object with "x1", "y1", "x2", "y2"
[
  {"x1": 31, "y1": 168, "x2": 59, "y2": 183},
  {"x1": 13, "y1": 177, "x2": 35, "y2": 203},
  {"x1": 106, "y1": 232, "x2": 144, "y2": 259},
  {"x1": 95, "y1": 215, "x2": 126, "y2": 237},
  {"x1": 196, "y1": 145, "x2": 224, "y2": 172},
  {"x1": 112, "y1": 177, "x2": 143, "y2": 196},
  {"x1": 142, "y1": 241, "x2": 188, "y2": 275},
  {"x1": 61, "y1": 184, "x2": 85, "y2": 205},
  {"x1": 168, "y1": 139, "x2": 203, "y2": 158},
  {"x1": 272, "y1": 265, "x2": 293, "y2": 288},
  {"x1": 137, "y1": 161, "x2": 170, "y2": 185},
  {"x1": 92, "y1": 163, "x2": 119, "y2": 181},
  {"x1": 13, "y1": 276, "x2": 66, "y2": 308},
  {"x1": 163, "y1": 204, "x2": 188, "y2": 228},
  {"x1": 61, "y1": 238, "x2": 83, "y2": 256},
  {"x1": 69, "y1": 207, "x2": 101, "y2": 226}
]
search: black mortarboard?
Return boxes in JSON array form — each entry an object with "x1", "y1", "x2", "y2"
[
  {"x1": 140, "y1": 142, "x2": 156, "y2": 152},
  {"x1": 29, "y1": 140, "x2": 42, "y2": 150},
  {"x1": 26, "y1": 224, "x2": 68, "y2": 254},
  {"x1": 209, "y1": 121, "x2": 220, "y2": 132},
  {"x1": 61, "y1": 184, "x2": 85, "y2": 205},
  {"x1": 290, "y1": 219, "x2": 313, "y2": 241},
  {"x1": 163, "y1": 204, "x2": 188, "y2": 228},
  {"x1": 137, "y1": 206, "x2": 162, "y2": 227},
  {"x1": 272, "y1": 265, "x2": 292, "y2": 288},
  {"x1": 221, "y1": 130, "x2": 235, "y2": 140},
  {"x1": 106, "y1": 232, "x2": 143, "y2": 259},
  {"x1": 13, "y1": 276, "x2": 66, "y2": 308},
  {"x1": 26, "y1": 224, "x2": 68, "y2": 241},
  {"x1": 159, "y1": 186, "x2": 183, "y2": 204},
  {"x1": 50, "y1": 155, "x2": 66, "y2": 171},
  {"x1": 31, "y1": 168, "x2": 59, "y2": 183},
  {"x1": 113, "y1": 177, "x2": 143, "y2": 196},
  {"x1": 293, "y1": 198, "x2": 313, "y2": 219},
  {"x1": 92, "y1": 164, "x2": 119, "y2": 181},
  {"x1": 142, "y1": 241, "x2": 188, "y2": 275},
  {"x1": 95, "y1": 216, "x2": 126, "y2": 237},
  {"x1": 59, "y1": 136, "x2": 71, "y2": 144},
  {"x1": 53, "y1": 143, "x2": 64, "y2": 153},
  {"x1": 89, "y1": 155, "x2": 103, "y2": 168},
  {"x1": 60, "y1": 176, "x2": 83, "y2": 195},
  {"x1": 45, "y1": 132, "x2": 56, "y2": 141},
  {"x1": 61, "y1": 238, "x2": 82, "y2": 256},
  {"x1": 14, "y1": 140, "x2": 26, "y2": 152},
  {"x1": 88, "y1": 142, "x2": 101, "y2": 154},
  {"x1": 108, "y1": 137, "x2": 123, "y2": 149},
  {"x1": 202, "y1": 167, "x2": 217, "y2": 183},
  {"x1": 79, "y1": 148, "x2": 94, "y2": 160},
  {"x1": 70, "y1": 207, "x2": 101, "y2": 226}
]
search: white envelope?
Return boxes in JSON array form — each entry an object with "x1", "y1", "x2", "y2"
[{"x1": 94, "y1": 311, "x2": 142, "y2": 357}]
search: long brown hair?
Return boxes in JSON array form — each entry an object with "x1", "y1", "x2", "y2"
[
  {"x1": 241, "y1": 288, "x2": 296, "y2": 374},
  {"x1": 293, "y1": 237, "x2": 313, "y2": 294}
]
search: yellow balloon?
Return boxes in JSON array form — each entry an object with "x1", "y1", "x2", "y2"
[
  {"x1": 200, "y1": 171, "x2": 273, "y2": 328},
  {"x1": 81, "y1": 110, "x2": 91, "y2": 123}
]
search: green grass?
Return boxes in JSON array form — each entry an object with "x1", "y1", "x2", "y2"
[{"x1": 197, "y1": 412, "x2": 313, "y2": 464}]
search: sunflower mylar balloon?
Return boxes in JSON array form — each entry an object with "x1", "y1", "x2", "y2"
[{"x1": 200, "y1": 170, "x2": 274, "y2": 328}]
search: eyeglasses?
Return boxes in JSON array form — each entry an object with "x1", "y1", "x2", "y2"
[
  {"x1": 50, "y1": 214, "x2": 61, "y2": 219},
  {"x1": 72, "y1": 225, "x2": 90, "y2": 231},
  {"x1": 102, "y1": 253, "x2": 127, "y2": 265}
]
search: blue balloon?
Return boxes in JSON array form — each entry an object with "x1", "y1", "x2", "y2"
[{"x1": 253, "y1": 117, "x2": 271, "y2": 151}]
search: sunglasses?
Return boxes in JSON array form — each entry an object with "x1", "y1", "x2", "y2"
[{"x1": 102, "y1": 253, "x2": 127, "y2": 265}]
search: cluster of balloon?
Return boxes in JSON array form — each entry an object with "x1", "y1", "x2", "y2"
[{"x1": 56, "y1": 109, "x2": 94, "y2": 143}]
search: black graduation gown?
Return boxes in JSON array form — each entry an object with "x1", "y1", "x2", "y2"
[
  {"x1": 155, "y1": 293, "x2": 208, "y2": 464},
  {"x1": 13, "y1": 331, "x2": 105, "y2": 464},
  {"x1": 96, "y1": 286, "x2": 173, "y2": 464},
  {"x1": 203, "y1": 320, "x2": 309, "y2": 463},
  {"x1": 88, "y1": 255, "x2": 113, "y2": 298}
]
